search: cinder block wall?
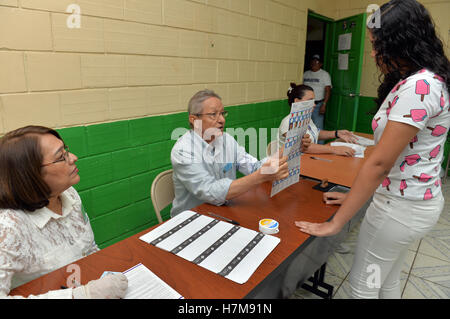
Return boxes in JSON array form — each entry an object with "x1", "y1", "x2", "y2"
[
  {"x1": 1, "y1": 0, "x2": 447, "y2": 132},
  {"x1": 0, "y1": 0, "x2": 339, "y2": 133}
]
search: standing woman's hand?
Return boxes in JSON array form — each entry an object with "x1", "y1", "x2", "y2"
[{"x1": 294, "y1": 220, "x2": 343, "y2": 237}]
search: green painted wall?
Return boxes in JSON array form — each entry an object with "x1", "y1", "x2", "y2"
[
  {"x1": 324, "y1": 95, "x2": 377, "y2": 134},
  {"x1": 57, "y1": 99, "x2": 290, "y2": 249},
  {"x1": 355, "y1": 96, "x2": 378, "y2": 134},
  {"x1": 443, "y1": 135, "x2": 450, "y2": 176}
]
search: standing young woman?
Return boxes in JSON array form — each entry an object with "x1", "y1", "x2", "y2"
[
  {"x1": 295, "y1": 0, "x2": 450, "y2": 298},
  {"x1": 0, "y1": 126, "x2": 128, "y2": 298}
]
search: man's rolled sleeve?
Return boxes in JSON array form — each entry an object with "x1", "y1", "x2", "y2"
[
  {"x1": 234, "y1": 141, "x2": 266, "y2": 176},
  {"x1": 173, "y1": 161, "x2": 233, "y2": 206}
]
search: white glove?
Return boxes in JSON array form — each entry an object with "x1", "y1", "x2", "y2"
[{"x1": 72, "y1": 273, "x2": 128, "y2": 299}]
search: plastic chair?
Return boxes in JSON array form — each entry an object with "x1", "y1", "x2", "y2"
[
  {"x1": 266, "y1": 140, "x2": 279, "y2": 157},
  {"x1": 150, "y1": 169, "x2": 174, "y2": 223}
]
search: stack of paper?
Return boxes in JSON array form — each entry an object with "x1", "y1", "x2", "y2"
[{"x1": 122, "y1": 263, "x2": 183, "y2": 299}]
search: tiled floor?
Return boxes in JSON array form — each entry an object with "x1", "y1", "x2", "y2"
[{"x1": 291, "y1": 175, "x2": 450, "y2": 299}]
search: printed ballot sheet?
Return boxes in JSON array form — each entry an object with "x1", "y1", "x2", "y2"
[
  {"x1": 139, "y1": 211, "x2": 281, "y2": 285},
  {"x1": 270, "y1": 100, "x2": 314, "y2": 197},
  {"x1": 122, "y1": 263, "x2": 184, "y2": 299}
]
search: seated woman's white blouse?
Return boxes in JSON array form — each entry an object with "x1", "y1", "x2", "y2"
[{"x1": 0, "y1": 187, "x2": 99, "y2": 298}]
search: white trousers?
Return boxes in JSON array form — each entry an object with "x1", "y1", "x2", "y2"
[{"x1": 348, "y1": 192, "x2": 444, "y2": 299}]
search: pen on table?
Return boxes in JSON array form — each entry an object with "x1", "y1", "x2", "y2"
[
  {"x1": 310, "y1": 156, "x2": 333, "y2": 163},
  {"x1": 207, "y1": 212, "x2": 240, "y2": 225}
]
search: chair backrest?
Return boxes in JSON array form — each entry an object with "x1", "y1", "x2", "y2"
[
  {"x1": 266, "y1": 140, "x2": 279, "y2": 157},
  {"x1": 150, "y1": 169, "x2": 174, "y2": 223}
]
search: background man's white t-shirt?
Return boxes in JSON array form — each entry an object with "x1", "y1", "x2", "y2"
[{"x1": 303, "y1": 69, "x2": 332, "y2": 101}]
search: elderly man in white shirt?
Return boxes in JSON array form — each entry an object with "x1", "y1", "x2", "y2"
[{"x1": 170, "y1": 90, "x2": 309, "y2": 217}]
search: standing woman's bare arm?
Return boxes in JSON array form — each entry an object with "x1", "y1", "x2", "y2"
[{"x1": 295, "y1": 120, "x2": 419, "y2": 236}]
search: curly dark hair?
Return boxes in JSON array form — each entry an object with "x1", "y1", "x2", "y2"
[{"x1": 371, "y1": 0, "x2": 450, "y2": 109}]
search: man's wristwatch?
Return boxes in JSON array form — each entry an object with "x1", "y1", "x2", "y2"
[{"x1": 335, "y1": 130, "x2": 339, "y2": 138}]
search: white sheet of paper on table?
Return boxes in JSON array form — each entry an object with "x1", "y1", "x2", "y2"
[
  {"x1": 139, "y1": 211, "x2": 281, "y2": 285},
  {"x1": 122, "y1": 263, "x2": 184, "y2": 299},
  {"x1": 177, "y1": 221, "x2": 234, "y2": 262}
]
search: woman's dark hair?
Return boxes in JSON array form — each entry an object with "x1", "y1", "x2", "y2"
[
  {"x1": 286, "y1": 83, "x2": 314, "y2": 106},
  {"x1": 371, "y1": 0, "x2": 450, "y2": 109},
  {"x1": 0, "y1": 126, "x2": 64, "y2": 212}
]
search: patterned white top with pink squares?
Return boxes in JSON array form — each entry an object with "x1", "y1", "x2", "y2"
[{"x1": 373, "y1": 69, "x2": 450, "y2": 201}]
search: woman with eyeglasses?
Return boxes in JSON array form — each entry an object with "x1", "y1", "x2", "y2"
[{"x1": 0, "y1": 126, "x2": 128, "y2": 298}]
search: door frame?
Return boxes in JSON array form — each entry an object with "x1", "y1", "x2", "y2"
[
  {"x1": 306, "y1": 11, "x2": 367, "y2": 132},
  {"x1": 306, "y1": 10, "x2": 334, "y2": 71},
  {"x1": 329, "y1": 13, "x2": 367, "y2": 101},
  {"x1": 330, "y1": 13, "x2": 367, "y2": 131}
]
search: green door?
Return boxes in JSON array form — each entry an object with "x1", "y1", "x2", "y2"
[{"x1": 324, "y1": 13, "x2": 367, "y2": 132}]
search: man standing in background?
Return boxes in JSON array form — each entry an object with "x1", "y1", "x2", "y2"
[{"x1": 303, "y1": 54, "x2": 332, "y2": 141}]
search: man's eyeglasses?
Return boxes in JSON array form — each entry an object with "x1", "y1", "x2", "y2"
[
  {"x1": 41, "y1": 146, "x2": 71, "y2": 167},
  {"x1": 194, "y1": 111, "x2": 228, "y2": 120}
]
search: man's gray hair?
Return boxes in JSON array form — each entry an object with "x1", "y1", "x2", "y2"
[{"x1": 188, "y1": 89, "x2": 221, "y2": 115}]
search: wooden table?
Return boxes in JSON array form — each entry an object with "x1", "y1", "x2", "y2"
[
  {"x1": 301, "y1": 133, "x2": 375, "y2": 187},
  {"x1": 11, "y1": 179, "x2": 340, "y2": 299}
]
